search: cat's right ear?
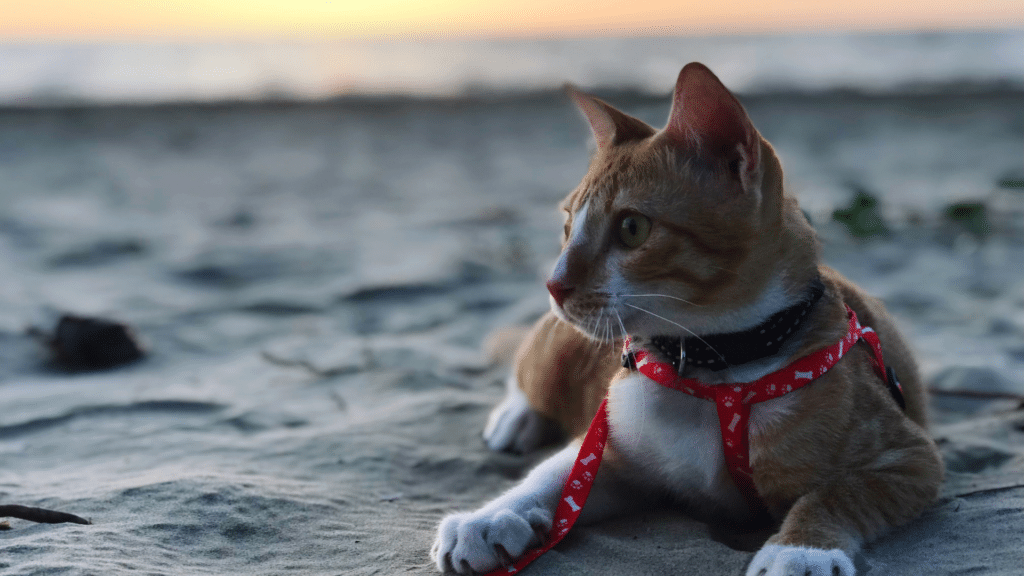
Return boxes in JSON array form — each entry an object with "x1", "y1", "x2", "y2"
[{"x1": 566, "y1": 84, "x2": 655, "y2": 151}]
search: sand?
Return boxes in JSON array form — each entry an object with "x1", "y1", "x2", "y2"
[{"x1": 1, "y1": 92, "x2": 1023, "y2": 575}]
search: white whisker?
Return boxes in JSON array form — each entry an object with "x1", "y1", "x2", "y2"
[
  {"x1": 613, "y1": 308, "x2": 628, "y2": 340},
  {"x1": 586, "y1": 306, "x2": 609, "y2": 344},
  {"x1": 619, "y1": 293, "x2": 704, "y2": 307},
  {"x1": 623, "y1": 302, "x2": 727, "y2": 364},
  {"x1": 601, "y1": 314, "x2": 613, "y2": 347}
]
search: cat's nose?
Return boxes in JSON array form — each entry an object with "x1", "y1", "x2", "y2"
[{"x1": 546, "y1": 279, "x2": 574, "y2": 307}]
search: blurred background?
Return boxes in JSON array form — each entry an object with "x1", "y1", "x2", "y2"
[
  {"x1": 3, "y1": 1, "x2": 1024, "y2": 103},
  {"x1": 1, "y1": 4, "x2": 1023, "y2": 574},
  {"x1": 2, "y1": 0, "x2": 1022, "y2": 369}
]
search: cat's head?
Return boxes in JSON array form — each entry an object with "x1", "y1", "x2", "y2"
[{"x1": 548, "y1": 63, "x2": 818, "y2": 341}]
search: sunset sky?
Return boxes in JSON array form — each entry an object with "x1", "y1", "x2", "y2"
[{"x1": 3, "y1": 0, "x2": 1023, "y2": 40}]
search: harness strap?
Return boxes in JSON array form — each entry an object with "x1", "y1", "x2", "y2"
[
  {"x1": 631, "y1": 306, "x2": 881, "y2": 507},
  {"x1": 483, "y1": 306, "x2": 891, "y2": 575},
  {"x1": 484, "y1": 399, "x2": 610, "y2": 575}
]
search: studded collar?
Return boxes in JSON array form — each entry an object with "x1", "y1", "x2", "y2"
[
  {"x1": 624, "y1": 277, "x2": 826, "y2": 373},
  {"x1": 490, "y1": 305, "x2": 897, "y2": 576}
]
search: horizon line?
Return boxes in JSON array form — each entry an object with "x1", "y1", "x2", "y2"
[{"x1": 3, "y1": 21, "x2": 1023, "y2": 44}]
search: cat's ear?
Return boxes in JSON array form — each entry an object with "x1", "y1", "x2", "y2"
[
  {"x1": 664, "y1": 63, "x2": 761, "y2": 191},
  {"x1": 566, "y1": 84, "x2": 655, "y2": 150}
]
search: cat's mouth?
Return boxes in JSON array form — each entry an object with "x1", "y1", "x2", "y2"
[
  {"x1": 555, "y1": 291, "x2": 717, "y2": 343},
  {"x1": 551, "y1": 293, "x2": 628, "y2": 343}
]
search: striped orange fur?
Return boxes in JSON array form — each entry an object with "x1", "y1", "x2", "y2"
[
  {"x1": 510, "y1": 63, "x2": 941, "y2": 571},
  {"x1": 437, "y1": 63, "x2": 942, "y2": 576}
]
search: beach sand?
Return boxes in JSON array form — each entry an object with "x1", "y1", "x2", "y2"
[{"x1": 1, "y1": 92, "x2": 1022, "y2": 575}]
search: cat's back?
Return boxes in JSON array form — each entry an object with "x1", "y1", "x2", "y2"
[{"x1": 819, "y1": 265, "x2": 928, "y2": 428}]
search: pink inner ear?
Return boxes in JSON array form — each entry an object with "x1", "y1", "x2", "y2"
[
  {"x1": 568, "y1": 85, "x2": 656, "y2": 150},
  {"x1": 665, "y1": 63, "x2": 756, "y2": 165},
  {"x1": 568, "y1": 87, "x2": 617, "y2": 147}
]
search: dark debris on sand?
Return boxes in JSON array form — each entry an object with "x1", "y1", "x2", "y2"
[
  {"x1": 28, "y1": 314, "x2": 146, "y2": 372},
  {"x1": 0, "y1": 505, "x2": 91, "y2": 526}
]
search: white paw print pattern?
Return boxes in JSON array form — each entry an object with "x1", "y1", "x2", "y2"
[{"x1": 619, "y1": 305, "x2": 885, "y2": 535}]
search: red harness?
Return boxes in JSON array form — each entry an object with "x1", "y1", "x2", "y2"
[{"x1": 484, "y1": 306, "x2": 893, "y2": 576}]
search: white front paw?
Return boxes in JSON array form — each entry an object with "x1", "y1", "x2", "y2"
[
  {"x1": 482, "y1": 377, "x2": 559, "y2": 454},
  {"x1": 746, "y1": 544, "x2": 855, "y2": 576},
  {"x1": 431, "y1": 504, "x2": 552, "y2": 574}
]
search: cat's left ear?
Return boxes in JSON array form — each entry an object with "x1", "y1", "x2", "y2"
[
  {"x1": 566, "y1": 84, "x2": 656, "y2": 151},
  {"x1": 664, "y1": 63, "x2": 761, "y2": 192}
]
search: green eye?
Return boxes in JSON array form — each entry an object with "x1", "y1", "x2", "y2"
[{"x1": 618, "y1": 214, "x2": 651, "y2": 249}]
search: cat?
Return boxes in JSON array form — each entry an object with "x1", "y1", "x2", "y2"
[{"x1": 433, "y1": 62, "x2": 943, "y2": 576}]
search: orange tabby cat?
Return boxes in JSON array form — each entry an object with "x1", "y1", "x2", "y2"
[{"x1": 435, "y1": 62, "x2": 943, "y2": 576}]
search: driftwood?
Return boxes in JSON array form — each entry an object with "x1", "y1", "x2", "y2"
[{"x1": 0, "y1": 505, "x2": 91, "y2": 526}]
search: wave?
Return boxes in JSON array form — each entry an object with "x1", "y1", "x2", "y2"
[{"x1": 1, "y1": 30, "x2": 1022, "y2": 106}]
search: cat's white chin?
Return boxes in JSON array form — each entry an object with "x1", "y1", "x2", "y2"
[{"x1": 549, "y1": 299, "x2": 622, "y2": 343}]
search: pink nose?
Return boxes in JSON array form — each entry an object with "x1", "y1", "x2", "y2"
[{"x1": 545, "y1": 279, "x2": 574, "y2": 307}]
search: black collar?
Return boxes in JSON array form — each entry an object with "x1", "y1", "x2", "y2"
[{"x1": 623, "y1": 277, "x2": 825, "y2": 373}]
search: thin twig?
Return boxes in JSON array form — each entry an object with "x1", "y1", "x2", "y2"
[
  {"x1": 0, "y1": 505, "x2": 91, "y2": 525},
  {"x1": 927, "y1": 388, "x2": 1024, "y2": 402},
  {"x1": 953, "y1": 483, "x2": 1024, "y2": 499}
]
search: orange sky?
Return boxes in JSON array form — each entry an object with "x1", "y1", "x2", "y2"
[{"x1": 3, "y1": 0, "x2": 1023, "y2": 40}]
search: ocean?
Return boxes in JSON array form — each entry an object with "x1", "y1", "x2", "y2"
[{"x1": 1, "y1": 30, "x2": 1023, "y2": 106}]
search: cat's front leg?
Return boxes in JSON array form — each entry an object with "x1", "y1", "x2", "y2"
[
  {"x1": 433, "y1": 438, "x2": 632, "y2": 574},
  {"x1": 746, "y1": 442, "x2": 942, "y2": 576},
  {"x1": 746, "y1": 544, "x2": 855, "y2": 576},
  {"x1": 432, "y1": 442, "x2": 577, "y2": 574},
  {"x1": 746, "y1": 499, "x2": 860, "y2": 576}
]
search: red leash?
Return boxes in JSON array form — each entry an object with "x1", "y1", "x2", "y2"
[
  {"x1": 484, "y1": 306, "x2": 890, "y2": 575},
  {"x1": 483, "y1": 398, "x2": 610, "y2": 575}
]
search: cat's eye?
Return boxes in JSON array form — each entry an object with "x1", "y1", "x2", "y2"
[{"x1": 618, "y1": 214, "x2": 651, "y2": 249}]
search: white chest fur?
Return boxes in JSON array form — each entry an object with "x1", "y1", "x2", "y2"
[{"x1": 605, "y1": 370, "x2": 798, "y2": 521}]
